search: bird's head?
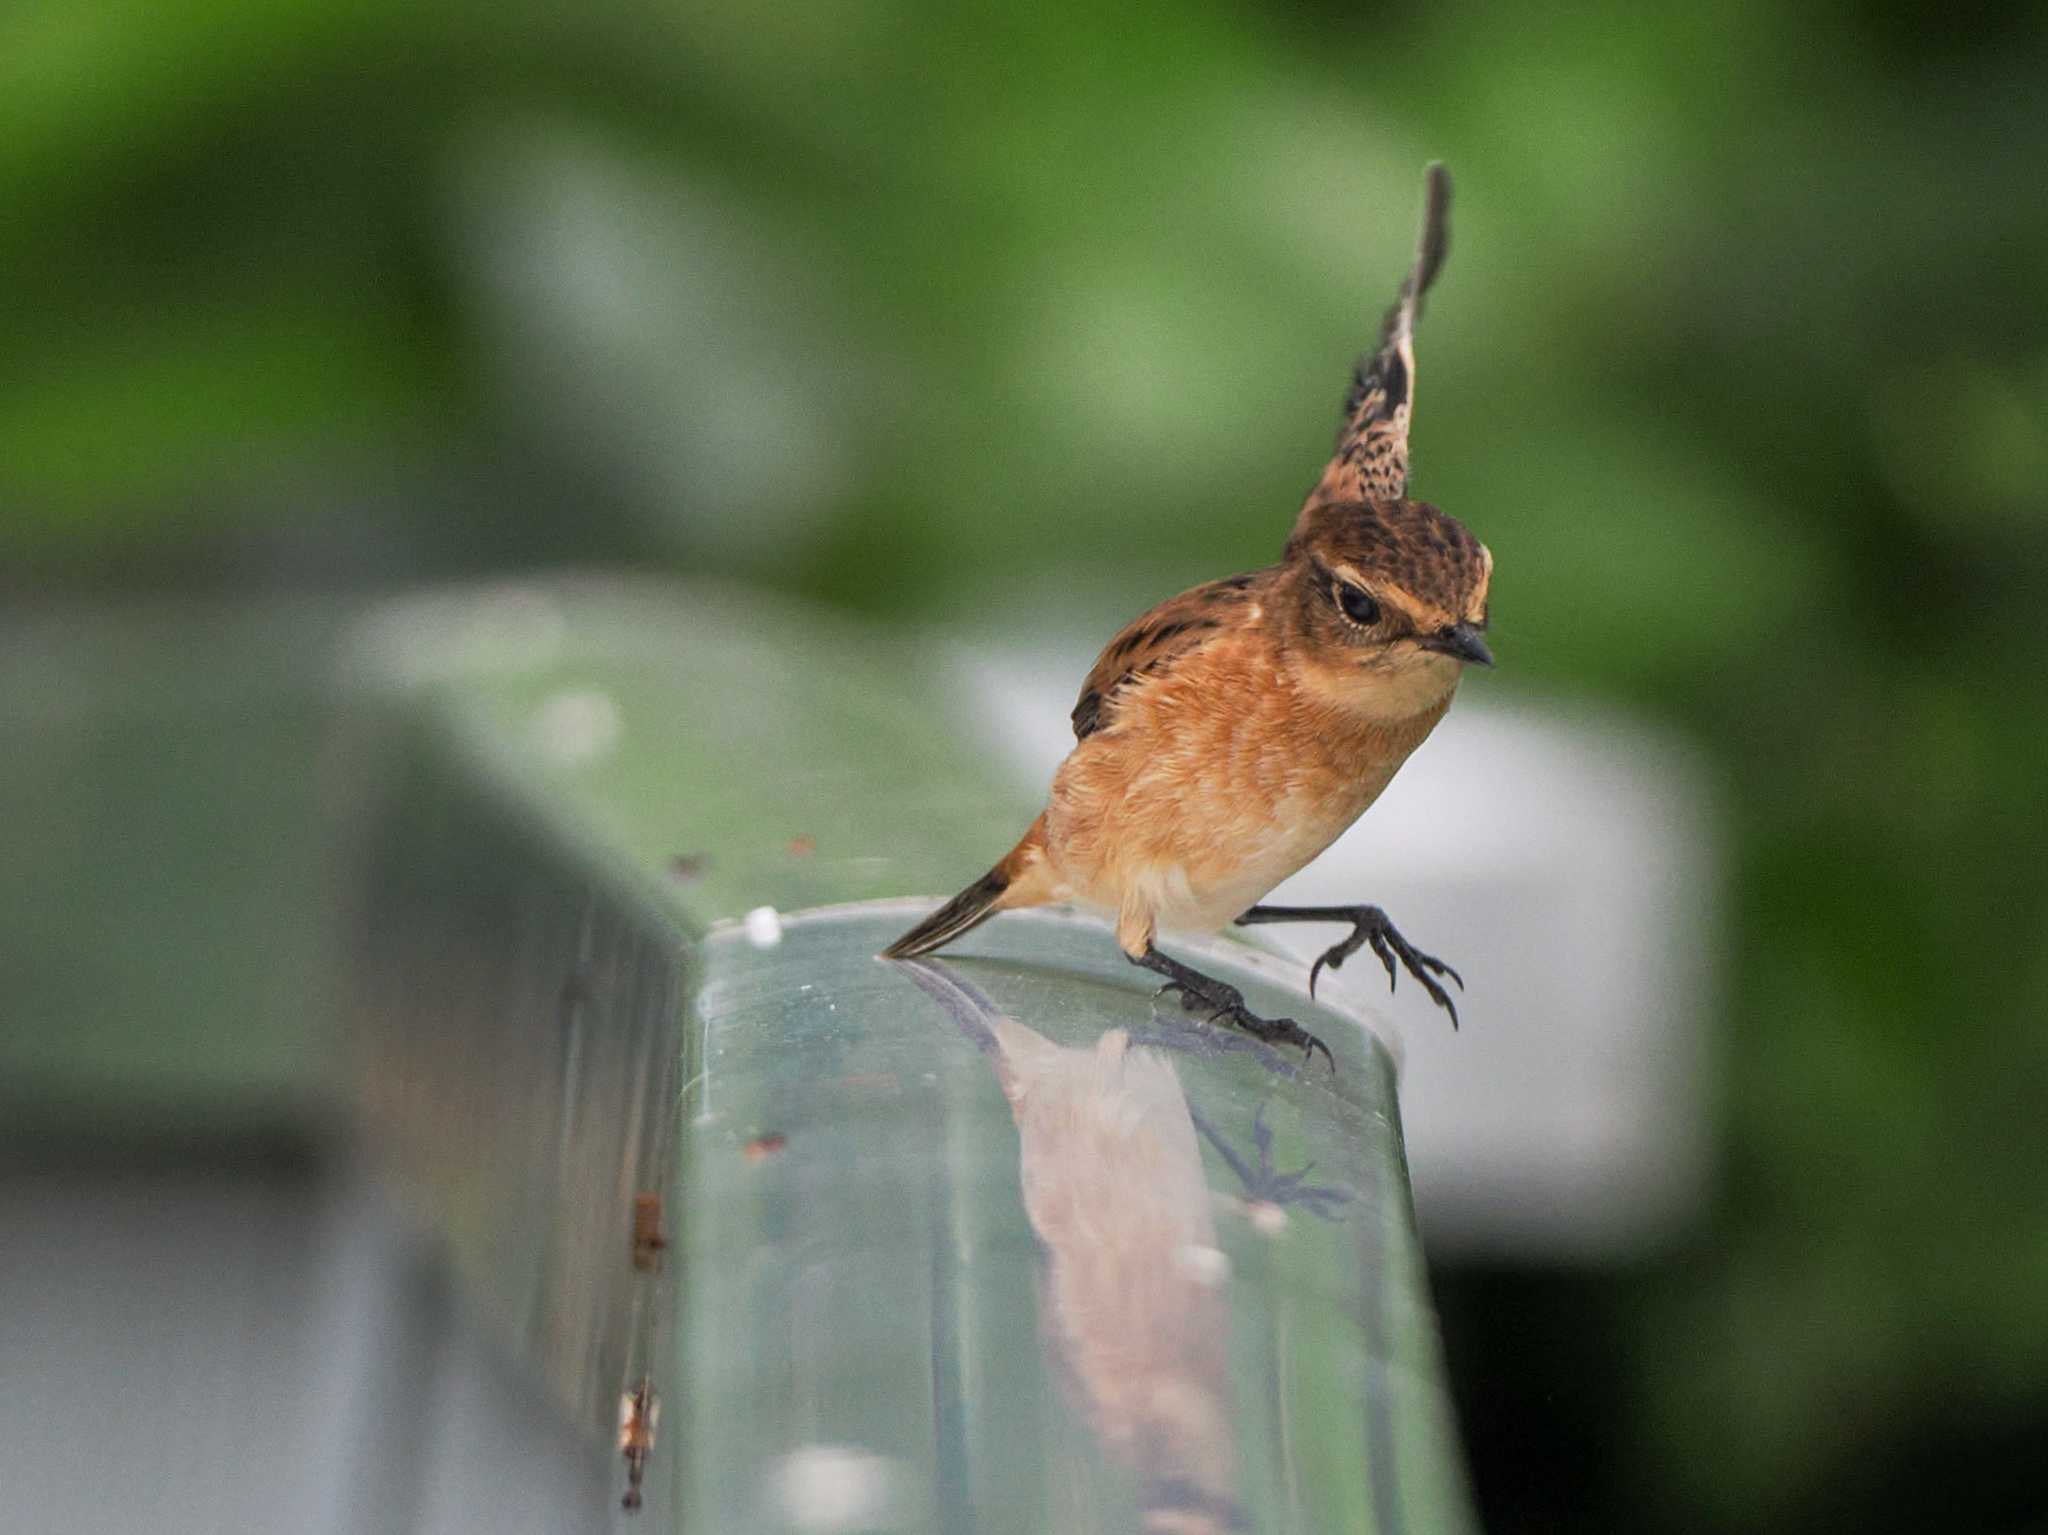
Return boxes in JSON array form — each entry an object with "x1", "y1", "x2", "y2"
[{"x1": 1281, "y1": 497, "x2": 1493, "y2": 716}]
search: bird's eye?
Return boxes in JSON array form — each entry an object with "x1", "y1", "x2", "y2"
[{"x1": 1336, "y1": 583, "x2": 1380, "y2": 626}]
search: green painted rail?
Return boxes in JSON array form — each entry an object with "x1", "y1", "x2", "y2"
[{"x1": 343, "y1": 576, "x2": 1477, "y2": 1533}]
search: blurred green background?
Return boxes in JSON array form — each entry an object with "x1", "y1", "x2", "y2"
[{"x1": 4, "y1": 0, "x2": 2045, "y2": 1529}]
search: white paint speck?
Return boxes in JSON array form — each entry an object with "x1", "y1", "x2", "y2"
[{"x1": 744, "y1": 905, "x2": 784, "y2": 948}]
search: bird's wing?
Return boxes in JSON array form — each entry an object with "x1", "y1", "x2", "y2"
[
  {"x1": 1302, "y1": 163, "x2": 1451, "y2": 510},
  {"x1": 1071, "y1": 575, "x2": 1261, "y2": 740}
]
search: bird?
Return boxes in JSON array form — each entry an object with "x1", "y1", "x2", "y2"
[{"x1": 884, "y1": 163, "x2": 1492, "y2": 1068}]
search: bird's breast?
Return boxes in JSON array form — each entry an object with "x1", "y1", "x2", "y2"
[{"x1": 1045, "y1": 650, "x2": 1448, "y2": 931}]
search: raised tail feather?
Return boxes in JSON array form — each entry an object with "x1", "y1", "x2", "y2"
[
  {"x1": 883, "y1": 815, "x2": 1048, "y2": 958},
  {"x1": 1302, "y1": 161, "x2": 1452, "y2": 511}
]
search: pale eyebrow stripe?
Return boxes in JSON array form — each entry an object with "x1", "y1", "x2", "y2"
[
  {"x1": 1310, "y1": 554, "x2": 1439, "y2": 630},
  {"x1": 1307, "y1": 554, "x2": 1367, "y2": 590}
]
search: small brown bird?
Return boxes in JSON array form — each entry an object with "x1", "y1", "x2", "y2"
[{"x1": 886, "y1": 165, "x2": 1492, "y2": 1066}]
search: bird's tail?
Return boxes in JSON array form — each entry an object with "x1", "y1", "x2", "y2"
[
  {"x1": 1300, "y1": 161, "x2": 1452, "y2": 512},
  {"x1": 883, "y1": 815, "x2": 1048, "y2": 959}
]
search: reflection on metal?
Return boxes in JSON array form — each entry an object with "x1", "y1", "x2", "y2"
[
  {"x1": 678, "y1": 901, "x2": 1476, "y2": 1534},
  {"x1": 903, "y1": 958, "x2": 1241, "y2": 1533},
  {"x1": 1193, "y1": 1102, "x2": 1357, "y2": 1230}
]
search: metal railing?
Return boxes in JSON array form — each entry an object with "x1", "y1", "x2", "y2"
[{"x1": 342, "y1": 577, "x2": 1478, "y2": 1532}]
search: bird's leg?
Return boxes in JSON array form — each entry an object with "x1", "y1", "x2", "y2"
[
  {"x1": 1234, "y1": 904, "x2": 1463, "y2": 1026},
  {"x1": 1130, "y1": 946, "x2": 1333, "y2": 1070}
]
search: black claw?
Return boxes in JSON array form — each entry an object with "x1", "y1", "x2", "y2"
[
  {"x1": 1400, "y1": 960, "x2": 1460, "y2": 1027},
  {"x1": 1367, "y1": 930, "x2": 1399, "y2": 991},
  {"x1": 1242, "y1": 904, "x2": 1464, "y2": 1029},
  {"x1": 1246, "y1": 1011, "x2": 1334, "y2": 1071},
  {"x1": 1375, "y1": 926, "x2": 1461, "y2": 1024},
  {"x1": 1402, "y1": 944, "x2": 1463, "y2": 990},
  {"x1": 1239, "y1": 1008, "x2": 1322, "y2": 1068}
]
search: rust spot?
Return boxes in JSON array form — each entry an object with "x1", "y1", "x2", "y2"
[
  {"x1": 786, "y1": 834, "x2": 816, "y2": 857},
  {"x1": 619, "y1": 1378, "x2": 660, "y2": 1511},
  {"x1": 743, "y1": 1133, "x2": 787, "y2": 1162},
  {"x1": 630, "y1": 1192, "x2": 667, "y2": 1272}
]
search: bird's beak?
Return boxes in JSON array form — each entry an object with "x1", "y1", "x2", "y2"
[{"x1": 1425, "y1": 622, "x2": 1494, "y2": 667}]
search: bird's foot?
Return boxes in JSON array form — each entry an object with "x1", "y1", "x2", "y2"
[
  {"x1": 1314, "y1": 907, "x2": 1461, "y2": 1025},
  {"x1": 1145, "y1": 953, "x2": 1332, "y2": 1070},
  {"x1": 1236, "y1": 904, "x2": 1463, "y2": 1026}
]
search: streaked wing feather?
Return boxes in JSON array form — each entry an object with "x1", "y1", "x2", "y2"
[{"x1": 1071, "y1": 576, "x2": 1260, "y2": 740}]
